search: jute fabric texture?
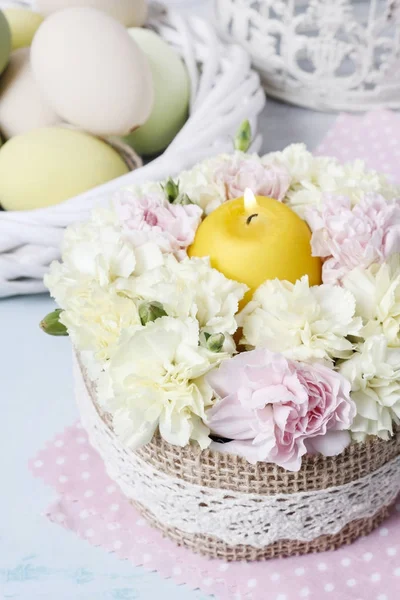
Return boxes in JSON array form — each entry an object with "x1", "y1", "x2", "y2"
[{"x1": 74, "y1": 354, "x2": 400, "y2": 561}]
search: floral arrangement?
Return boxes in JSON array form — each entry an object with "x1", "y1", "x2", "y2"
[{"x1": 42, "y1": 131, "x2": 400, "y2": 472}]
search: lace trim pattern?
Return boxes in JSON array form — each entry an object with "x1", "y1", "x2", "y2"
[{"x1": 74, "y1": 355, "x2": 400, "y2": 548}]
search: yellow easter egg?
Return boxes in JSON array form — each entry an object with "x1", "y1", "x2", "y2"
[
  {"x1": 2, "y1": 8, "x2": 44, "y2": 50},
  {"x1": 0, "y1": 10, "x2": 11, "y2": 75},
  {"x1": 0, "y1": 127, "x2": 129, "y2": 211}
]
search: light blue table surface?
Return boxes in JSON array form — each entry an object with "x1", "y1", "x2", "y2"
[{"x1": 0, "y1": 1, "x2": 336, "y2": 597}]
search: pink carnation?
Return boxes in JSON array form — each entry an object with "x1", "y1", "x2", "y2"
[
  {"x1": 307, "y1": 194, "x2": 400, "y2": 284},
  {"x1": 215, "y1": 155, "x2": 290, "y2": 201},
  {"x1": 206, "y1": 349, "x2": 355, "y2": 471},
  {"x1": 115, "y1": 190, "x2": 202, "y2": 259}
]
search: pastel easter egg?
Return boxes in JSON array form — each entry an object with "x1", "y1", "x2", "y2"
[
  {"x1": 0, "y1": 127, "x2": 129, "y2": 211},
  {"x1": 125, "y1": 28, "x2": 190, "y2": 156},
  {"x1": 35, "y1": 0, "x2": 147, "y2": 27},
  {"x1": 0, "y1": 10, "x2": 11, "y2": 75},
  {"x1": 0, "y1": 48, "x2": 60, "y2": 139},
  {"x1": 31, "y1": 7, "x2": 153, "y2": 136},
  {"x1": 2, "y1": 8, "x2": 44, "y2": 50}
]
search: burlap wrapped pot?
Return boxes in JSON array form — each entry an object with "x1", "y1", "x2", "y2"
[{"x1": 74, "y1": 354, "x2": 400, "y2": 562}]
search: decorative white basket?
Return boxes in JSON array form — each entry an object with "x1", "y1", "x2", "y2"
[
  {"x1": 215, "y1": 0, "x2": 400, "y2": 112},
  {"x1": 0, "y1": 1, "x2": 265, "y2": 297}
]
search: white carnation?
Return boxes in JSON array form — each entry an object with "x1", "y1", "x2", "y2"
[
  {"x1": 177, "y1": 156, "x2": 227, "y2": 214},
  {"x1": 337, "y1": 160, "x2": 399, "y2": 205},
  {"x1": 342, "y1": 255, "x2": 400, "y2": 347},
  {"x1": 118, "y1": 254, "x2": 247, "y2": 337},
  {"x1": 240, "y1": 276, "x2": 362, "y2": 362},
  {"x1": 263, "y1": 143, "x2": 318, "y2": 183},
  {"x1": 124, "y1": 181, "x2": 165, "y2": 198},
  {"x1": 99, "y1": 317, "x2": 221, "y2": 450},
  {"x1": 339, "y1": 336, "x2": 400, "y2": 441},
  {"x1": 45, "y1": 210, "x2": 163, "y2": 308},
  {"x1": 263, "y1": 144, "x2": 398, "y2": 219}
]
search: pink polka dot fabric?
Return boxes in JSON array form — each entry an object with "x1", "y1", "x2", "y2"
[
  {"x1": 30, "y1": 111, "x2": 400, "y2": 599},
  {"x1": 30, "y1": 423, "x2": 400, "y2": 600},
  {"x1": 316, "y1": 109, "x2": 400, "y2": 183}
]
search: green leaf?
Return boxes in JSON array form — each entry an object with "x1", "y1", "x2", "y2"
[
  {"x1": 139, "y1": 301, "x2": 167, "y2": 325},
  {"x1": 234, "y1": 119, "x2": 252, "y2": 153},
  {"x1": 39, "y1": 309, "x2": 68, "y2": 336}
]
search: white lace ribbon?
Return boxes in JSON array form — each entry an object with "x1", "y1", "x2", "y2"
[{"x1": 74, "y1": 356, "x2": 400, "y2": 548}]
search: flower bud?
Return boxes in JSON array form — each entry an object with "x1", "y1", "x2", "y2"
[
  {"x1": 206, "y1": 332, "x2": 225, "y2": 353},
  {"x1": 173, "y1": 192, "x2": 193, "y2": 206},
  {"x1": 139, "y1": 301, "x2": 167, "y2": 325},
  {"x1": 162, "y1": 177, "x2": 180, "y2": 203},
  {"x1": 234, "y1": 119, "x2": 252, "y2": 153},
  {"x1": 40, "y1": 309, "x2": 68, "y2": 336}
]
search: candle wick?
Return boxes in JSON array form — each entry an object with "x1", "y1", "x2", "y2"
[{"x1": 246, "y1": 213, "x2": 259, "y2": 225}]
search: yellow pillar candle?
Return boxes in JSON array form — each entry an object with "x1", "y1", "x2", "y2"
[{"x1": 188, "y1": 189, "x2": 322, "y2": 304}]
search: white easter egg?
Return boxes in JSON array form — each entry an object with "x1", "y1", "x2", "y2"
[
  {"x1": 0, "y1": 48, "x2": 59, "y2": 139},
  {"x1": 31, "y1": 7, "x2": 153, "y2": 136},
  {"x1": 35, "y1": 0, "x2": 147, "y2": 27},
  {"x1": 125, "y1": 28, "x2": 190, "y2": 156}
]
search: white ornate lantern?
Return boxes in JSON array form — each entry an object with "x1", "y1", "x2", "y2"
[{"x1": 215, "y1": 0, "x2": 400, "y2": 111}]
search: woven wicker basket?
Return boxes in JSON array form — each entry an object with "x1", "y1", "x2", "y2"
[
  {"x1": 74, "y1": 354, "x2": 400, "y2": 562},
  {"x1": 0, "y1": 1, "x2": 265, "y2": 298}
]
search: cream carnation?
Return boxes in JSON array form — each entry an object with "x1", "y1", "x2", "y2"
[
  {"x1": 45, "y1": 210, "x2": 164, "y2": 309},
  {"x1": 264, "y1": 144, "x2": 398, "y2": 219},
  {"x1": 263, "y1": 144, "x2": 309, "y2": 180},
  {"x1": 98, "y1": 317, "x2": 221, "y2": 450},
  {"x1": 264, "y1": 144, "x2": 343, "y2": 217},
  {"x1": 342, "y1": 255, "x2": 400, "y2": 347},
  {"x1": 119, "y1": 254, "x2": 248, "y2": 337},
  {"x1": 339, "y1": 335, "x2": 400, "y2": 441},
  {"x1": 60, "y1": 283, "x2": 141, "y2": 368},
  {"x1": 337, "y1": 160, "x2": 399, "y2": 204},
  {"x1": 177, "y1": 156, "x2": 227, "y2": 214},
  {"x1": 240, "y1": 276, "x2": 362, "y2": 362}
]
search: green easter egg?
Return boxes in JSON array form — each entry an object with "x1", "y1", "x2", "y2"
[
  {"x1": 3, "y1": 8, "x2": 44, "y2": 50},
  {"x1": 125, "y1": 28, "x2": 190, "y2": 156},
  {"x1": 0, "y1": 127, "x2": 129, "y2": 211},
  {"x1": 0, "y1": 10, "x2": 11, "y2": 76}
]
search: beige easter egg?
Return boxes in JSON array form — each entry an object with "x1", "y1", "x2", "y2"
[
  {"x1": 0, "y1": 127, "x2": 129, "y2": 211},
  {"x1": 125, "y1": 28, "x2": 190, "y2": 156},
  {"x1": 31, "y1": 7, "x2": 153, "y2": 136},
  {"x1": 35, "y1": 0, "x2": 147, "y2": 27},
  {"x1": 3, "y1": 8, "x2": 44, "y2": 50},
  {"x1": 0, "y1": 48, "x2": 59, "y2": 139}
]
